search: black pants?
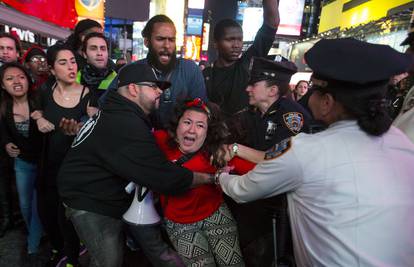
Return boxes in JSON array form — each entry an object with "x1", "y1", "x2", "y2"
[
  {"x1": 0, "y1": 154, "x2": 13, "y2": 226},
  {"x1": 37, "y1": 184, "x2": 80, "y2": 264}
]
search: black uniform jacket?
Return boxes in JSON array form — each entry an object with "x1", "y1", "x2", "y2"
[
  {"x1": 238, "y1": 96, "x2": 312, "y2": 150},
  {"x1": 58, "y1": 90, "x2": 193, "y2": 219}
]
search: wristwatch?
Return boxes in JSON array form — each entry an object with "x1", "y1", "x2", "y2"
[{"x1": 231, "y1": 143, "x2": 239, "y2": 156}]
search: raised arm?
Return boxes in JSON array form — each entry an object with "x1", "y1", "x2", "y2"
[{"x1": 263, "y1": 0, "x2": 280, "y2": 29}]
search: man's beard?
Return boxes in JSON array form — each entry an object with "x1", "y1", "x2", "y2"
[{"x1": 147, "y1": 44, "x2": 177, "y2": 73}]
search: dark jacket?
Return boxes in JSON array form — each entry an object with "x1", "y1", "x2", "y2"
[
  {"x1": 0, "y1": 99, "x2": 43, "y2": 163},
  {"x1": 57, "y1": 90, "x2": 193, "y2": 218},
  {"x1": 235, "y1": 97, "x2": 312, "y2": 150}
]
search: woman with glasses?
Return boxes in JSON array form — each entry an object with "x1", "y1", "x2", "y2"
[
  {"x1": 22, "y1": 45, "x2": 49, "y2": 91},
  {"x1": 154, "y1": 98, "x2": 249, "y2": 266}
]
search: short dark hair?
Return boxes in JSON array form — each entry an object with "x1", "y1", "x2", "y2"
[
  {"x1": 82, "y1": 32, "x2": 109, "y2": 53},
  {"x1": 46, "y1": 43, "x2": 75, "y2": 67},
  {"x1": 142, "y1": 15, "x2": 175, "y2": 39},
  {"x1": 213, "y1": 19, "x2": 242, "y2": 41},
  {"x1": 0, "y1": 33, "x2": 21, "y2": 55}
]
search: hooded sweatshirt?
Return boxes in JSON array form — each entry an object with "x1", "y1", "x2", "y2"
[{"x1": 57, "y1": 90, "x2": 193, "y2": 218}]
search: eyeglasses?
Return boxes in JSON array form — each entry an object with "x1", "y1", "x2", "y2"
[
  {"x1": 135, "y1": 82, "x2": 159, "y2": 90},
  {"x1": 30, "y1": 56, "x2": 46, "y2": 63}
]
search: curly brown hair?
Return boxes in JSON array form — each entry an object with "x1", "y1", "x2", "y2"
[{"x1": 167, "y1": 99, "x2": 230, "y2": 168}]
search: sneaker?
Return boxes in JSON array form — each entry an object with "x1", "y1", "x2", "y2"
[{"x1": 79, "y1": 243, "x2": 87, "y2": 256}]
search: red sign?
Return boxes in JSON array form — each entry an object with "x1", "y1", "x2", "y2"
[{"x1": 3, "y1": 0, "x2": 78, "y2": 29}]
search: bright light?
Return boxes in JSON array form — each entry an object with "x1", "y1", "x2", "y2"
[{"x1": 188, "y1": 0, "x2": 204, "y2": 9}]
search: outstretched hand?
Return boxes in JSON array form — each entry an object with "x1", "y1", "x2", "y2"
[{"x1": 59, "y1": 118, "x2": 83, "y2": 136}]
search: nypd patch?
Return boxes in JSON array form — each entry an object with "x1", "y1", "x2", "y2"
[
  {"x1": 283, "y1": 112, "x2": 304, "y2": 134},
  {"x1": 264, "y1": 138, "x2": 291, "y2": 160}
]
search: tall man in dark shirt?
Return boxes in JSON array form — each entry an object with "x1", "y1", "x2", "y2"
[
  {"x1": 58, "y1": 63, "x2": 214, "y2": 267},
  {"x1": 204, "y1": 0, "x2": 279, "y2": 116}
]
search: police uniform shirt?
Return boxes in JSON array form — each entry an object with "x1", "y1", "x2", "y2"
[
  {"x1": 239, "y1": 97, "x2": 311, "y2": 150},
  {"x1": 219, "y1": 121, "x2": 414, "y2": 266}
]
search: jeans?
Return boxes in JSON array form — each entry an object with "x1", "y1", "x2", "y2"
[
  {"x1": 14, "y1": 158, "x2": 42, "y2": 253},
  {"x1": 127, "y1": 223, "x2": 185, "y2": 267},
  {"x1": 66, "y1": 206, "x2": 124, "y2": 267}
]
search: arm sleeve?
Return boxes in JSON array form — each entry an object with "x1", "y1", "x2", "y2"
[
  {"x1": 0, "y1": 119, "x2": 12, "y2": 148},
  {"x1": 187, "y1": 61, "x2": 208, "y2": 101},
  {"x1": 220, "y1": 146, "x2": 302, "y2": 203},
  {"x1": 241, "y1": 24, "x2": 277, "y2": 64},
  {"x1": 110, "y1": 131, "x2": 193, "y2": 196}
]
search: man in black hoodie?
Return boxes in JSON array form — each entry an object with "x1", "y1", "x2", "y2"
[{"x1": 58, "y1": 63, "x2": 214, "y2": 267}]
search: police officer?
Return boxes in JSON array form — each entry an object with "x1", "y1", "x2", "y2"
[
  {"x1": 227, "y1": 57, "x2": 311, "y2": 267},
  {"x1": 220, "y1": 38, "x2": 414, "y2": 266},
  {"x1": 234, "y1": 56, "x2": 311, "y2": 150}
]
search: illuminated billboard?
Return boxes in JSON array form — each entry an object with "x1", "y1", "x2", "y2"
[
  {"x1": 187, "y1": 8, "x2": 203, "y2": 36},
  {"x1": 241, "y1": 0, "x2": 305, "y2": 41},
  {"x1": 184, "y1": 35, "x2": 202, "y2": 61}
]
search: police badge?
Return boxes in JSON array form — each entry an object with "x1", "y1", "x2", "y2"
[
  {"x1": 283, "y1": 112, "x2": 304, "y2": 134},
  {"x1": 265, "y1": 121, "x2": 277, "y2": 140}
]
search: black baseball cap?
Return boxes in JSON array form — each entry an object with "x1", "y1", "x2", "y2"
[{"x1": 118, "y1": 63, "x2": 171, "y2": 90}]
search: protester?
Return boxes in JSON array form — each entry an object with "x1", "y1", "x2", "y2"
[
  {"x1": 0, "y1": 33, "x2": 20, "y2": 65},
  {"x1": 57, "y1": 63, "x2": 214, "y2": 267},
  {"x1": 22, "y1": 45, "x2": 49, "y2": 91},
  {"x1": 0, "y1": 32, "x2": 21, "y2": 239},
  {"x1": 105, "y1": 15, "x2": 207, "y2": 129},
  {"x1": 0, "y1": 62, "x2": 43, "y2": 266},
  {"x1": 219, "y1": 38, "x2": 414, "y2": 266},
  {"x1": 204, "y1": 0, "x2": 279, "y2": 116},
  {"x1": 64, "y1": 19, "x2": 103, "y2": 69},
  {"x1": 154, "y1": 99, "x2": 245, "y2": 266},
  {"x1": 34, "y1": 43, "x2": 97, "y2": 267},
  {"x1": 77, "y1": 32, "x2": 117, "y2": 105}
]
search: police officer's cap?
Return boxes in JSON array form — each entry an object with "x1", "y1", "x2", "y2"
[
  {"x1": 248, "y1": 57, "x2": 297, "y2": 85},
  {"x1": 305, "y1": 38, "x2": 413, "y2": 89},
  {"x1": 118, "y1": 63, "x2": 171, "y2": 90}
]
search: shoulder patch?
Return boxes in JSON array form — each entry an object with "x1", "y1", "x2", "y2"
[
  {"x1": 283, "y1": 112, "x2": 304, "y2": 134},
  {"x1": 264, "y1": 138, "x2": 292, "y2": 160}
]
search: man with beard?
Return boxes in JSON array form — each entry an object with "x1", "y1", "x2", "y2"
[
  {"x1": 204, "y1": 0, "x2": 279, "y2": 117},
  {"x1": 58, "y1": 63, "x2": 215, "y2": 267},
  {"x1": 22, "y1": 45, "x2": 49, "y2": 91},
  {"x1": 78, "y1": 32, "x2": 117, "y2": 107},
  {"x1": 105, "y1": 15, "x2": 207, "y2": 129}
]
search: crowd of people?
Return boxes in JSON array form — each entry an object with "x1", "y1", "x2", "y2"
[{"x1": 1, "y1": 0, "x2": 414, "y2": 266}]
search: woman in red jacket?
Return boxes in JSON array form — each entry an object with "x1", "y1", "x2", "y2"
[{"x1": 154, "y1": 98, "x2": 251, "y2": 266}]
